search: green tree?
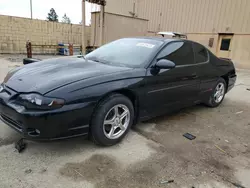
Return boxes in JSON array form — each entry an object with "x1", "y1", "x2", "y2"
[
  {"x1": 47, "y1": 8, "x2": 58, "y2": 22},
  {"x1": 61, "y1": 13, "x2": 71, "y2": 24}
]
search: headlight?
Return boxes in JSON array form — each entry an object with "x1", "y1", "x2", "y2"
[
  {"x1": 16, "y1": 93, "x2": 65, "y2": 110},
  {"x1": 3, "y1": 68, "x2": 20, "y2": 83}
]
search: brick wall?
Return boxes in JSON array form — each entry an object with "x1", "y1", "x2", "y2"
[{"x1": 0, "y1": 15, "x2": 91, "y2": 54}]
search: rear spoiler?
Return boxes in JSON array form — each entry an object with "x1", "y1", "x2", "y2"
[{"x1": 157, "y1": 32, "x2": 187, "y2": 39}]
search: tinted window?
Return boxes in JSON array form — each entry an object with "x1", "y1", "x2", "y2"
[
  {"x1": 85, "y1": 38, "x2": 163, "y2": 68},
  {"x1": 193, "y1": 43, "x2": 208, "y2": 63},
  {"x1": 157, "y1": 42, "x2": 194, "y2": 66}
]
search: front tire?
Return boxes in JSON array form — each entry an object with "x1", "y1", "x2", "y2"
[
  {"x1": 91, "y1": 93, "x2": 134, "y2": 146},
  {"x1": 205, "y1": 78, "x2": 226, "y2": 107}
]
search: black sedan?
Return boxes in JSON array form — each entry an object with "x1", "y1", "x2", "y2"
[{"x1": 0, "y1": 38, "x2": 236, "y2": 146}]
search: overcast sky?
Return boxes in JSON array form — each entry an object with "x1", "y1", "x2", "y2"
[{"x1": 0, "y1": 0, "x2": 100, "y2": 25}]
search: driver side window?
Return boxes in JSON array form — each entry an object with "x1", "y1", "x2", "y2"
[{"x1": 157, "y1": 42, "x2": 194, "y2": 66}]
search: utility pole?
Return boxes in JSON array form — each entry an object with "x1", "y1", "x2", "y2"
[
  {"x1": 99, "y1": 5, "x2": 104, "y2": 46},
  {"x1": 30, "y1": 0, "x2": 33, "y2": 19},
  {"x1": 82, "y1": 0, "x2": 86, "y2": 54}
]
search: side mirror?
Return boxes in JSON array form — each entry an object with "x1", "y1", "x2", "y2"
[
  {"x1": 155, "y1": 59, "x2": 176, "y2": 69},
  {"x1": 23, "y1": 58, "x2": 41, "y2": 65}
]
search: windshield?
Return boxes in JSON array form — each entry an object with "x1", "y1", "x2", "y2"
[{"x1": 85, "y1": 38, "x2": 163, "y2": 68}]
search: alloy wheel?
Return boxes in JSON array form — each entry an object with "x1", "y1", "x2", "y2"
[
  {"x1": 214, "y1": 83, "x2": 225, "y2": 103},
  {"x1": 103, "y1": 104, "x2": 130, "y2": 139}
]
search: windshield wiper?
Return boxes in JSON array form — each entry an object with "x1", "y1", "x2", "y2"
[
  {"x1": 76, "y1": 55, "x2": 85, "y2": 59},
  {"x1": 88, "y1": 57, "x2": 105, "y2": 64},
  {"x1": 86, "y1": 57, "x2": 127, "y2": 67}
]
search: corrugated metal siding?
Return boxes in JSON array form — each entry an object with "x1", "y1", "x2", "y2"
[
  {"x1": 105, "y1": 0, "x2": 250, "y2": 33},
  {"x1": 105, "y1": 0, "x2": 135, "y2": 16},
  {"x1": 104, "y1": 13, "x2": 148, "y2": 43},
  {"x1": 91, "y1": 12, "x2": 148, "y2": 45},
  {"x1": 230, "y1": 34, "x2": 250, "y2": 69},
  {"x1": 91, "y1": 13, "x2": 100, "y2": 47}
]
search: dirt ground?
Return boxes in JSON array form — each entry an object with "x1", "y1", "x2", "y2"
[{"x1": 0, "y1": 54, "x2": 249, "y2": 188}]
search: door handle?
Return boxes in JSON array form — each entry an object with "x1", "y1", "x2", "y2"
[
  {"x1": 191, "y1": 74, "x2": 198, "y2": 79},
  {"x1": 181, "y1": 74, "x2": 198, "y2": 80}
]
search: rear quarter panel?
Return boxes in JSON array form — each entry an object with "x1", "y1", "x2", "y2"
[{"x1": 198, "y1": 51, "x2": 236, "y2": 96}]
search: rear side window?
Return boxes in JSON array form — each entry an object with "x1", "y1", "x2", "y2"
[
  {"x1": 157, "y1": 42, "x2": 194, "y2": 66},
  {"x1": 193, "y1": 43, "x2": 208, "y2": 63}
]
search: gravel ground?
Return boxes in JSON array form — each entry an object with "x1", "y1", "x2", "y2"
[{"x1": 0, "y1": 55, "x2": 249, "y2": 188}]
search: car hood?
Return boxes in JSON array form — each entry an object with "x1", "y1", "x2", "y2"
[{"x1": 4, "y1": 57, "x2": 132, "y2": 94}]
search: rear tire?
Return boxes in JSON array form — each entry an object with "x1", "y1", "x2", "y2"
[
  {"x1": 205, "y1": 78, "x2": 226, "y2": 108},
  {"x1": 91, "y1": 93, "x2": 134, "y2": 146}
]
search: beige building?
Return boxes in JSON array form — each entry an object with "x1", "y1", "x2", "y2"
[
  {"x1": 91, "y1": 12, "x2": 148, "y2": 46},
  {"x1": 104, "y1": 0, "x2": 250, "y2": 69}
]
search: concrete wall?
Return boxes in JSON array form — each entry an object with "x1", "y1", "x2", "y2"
[
  {"x1": 91, "y1": 12, "x2": 148, "y2": 46},
  {"x1": 0, "y1": 15, "x2": 91, "y2": 54}
]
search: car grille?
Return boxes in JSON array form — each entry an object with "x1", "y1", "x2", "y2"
[{"x1": 0, "y1": 113, "x2": 22, "y2": 132}]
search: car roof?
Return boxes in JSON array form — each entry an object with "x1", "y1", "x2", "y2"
[
  {"x1": 125, "y1": 37, "x2": 192, "y2": 44},
  {"x1": 119, "y1": 37, "x2": 209, "y2": 53}
]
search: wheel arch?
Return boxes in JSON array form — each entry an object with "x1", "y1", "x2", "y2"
[
  {"x1": 221, "y1": 74, "x2": 229, "y2": 92},
  {"x1": 92, "y1": 89, "x2": 140, "y2": 126}
]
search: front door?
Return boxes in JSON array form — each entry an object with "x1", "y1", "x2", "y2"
[
  {"x1": 217, "y1": 34, "x2": 233, "y2": 59},
  {"x1": 141, "y1": 41, "x2": 200, "y2": 118}
]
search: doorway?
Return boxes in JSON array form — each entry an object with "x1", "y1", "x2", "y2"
[{"x1": 217, "y1": 34, "x2": 234, "y2": 59}]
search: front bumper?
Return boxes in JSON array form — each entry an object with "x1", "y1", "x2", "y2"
[{"x1": 0, "y1": 89, "x2": 95, "y2": 141}]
